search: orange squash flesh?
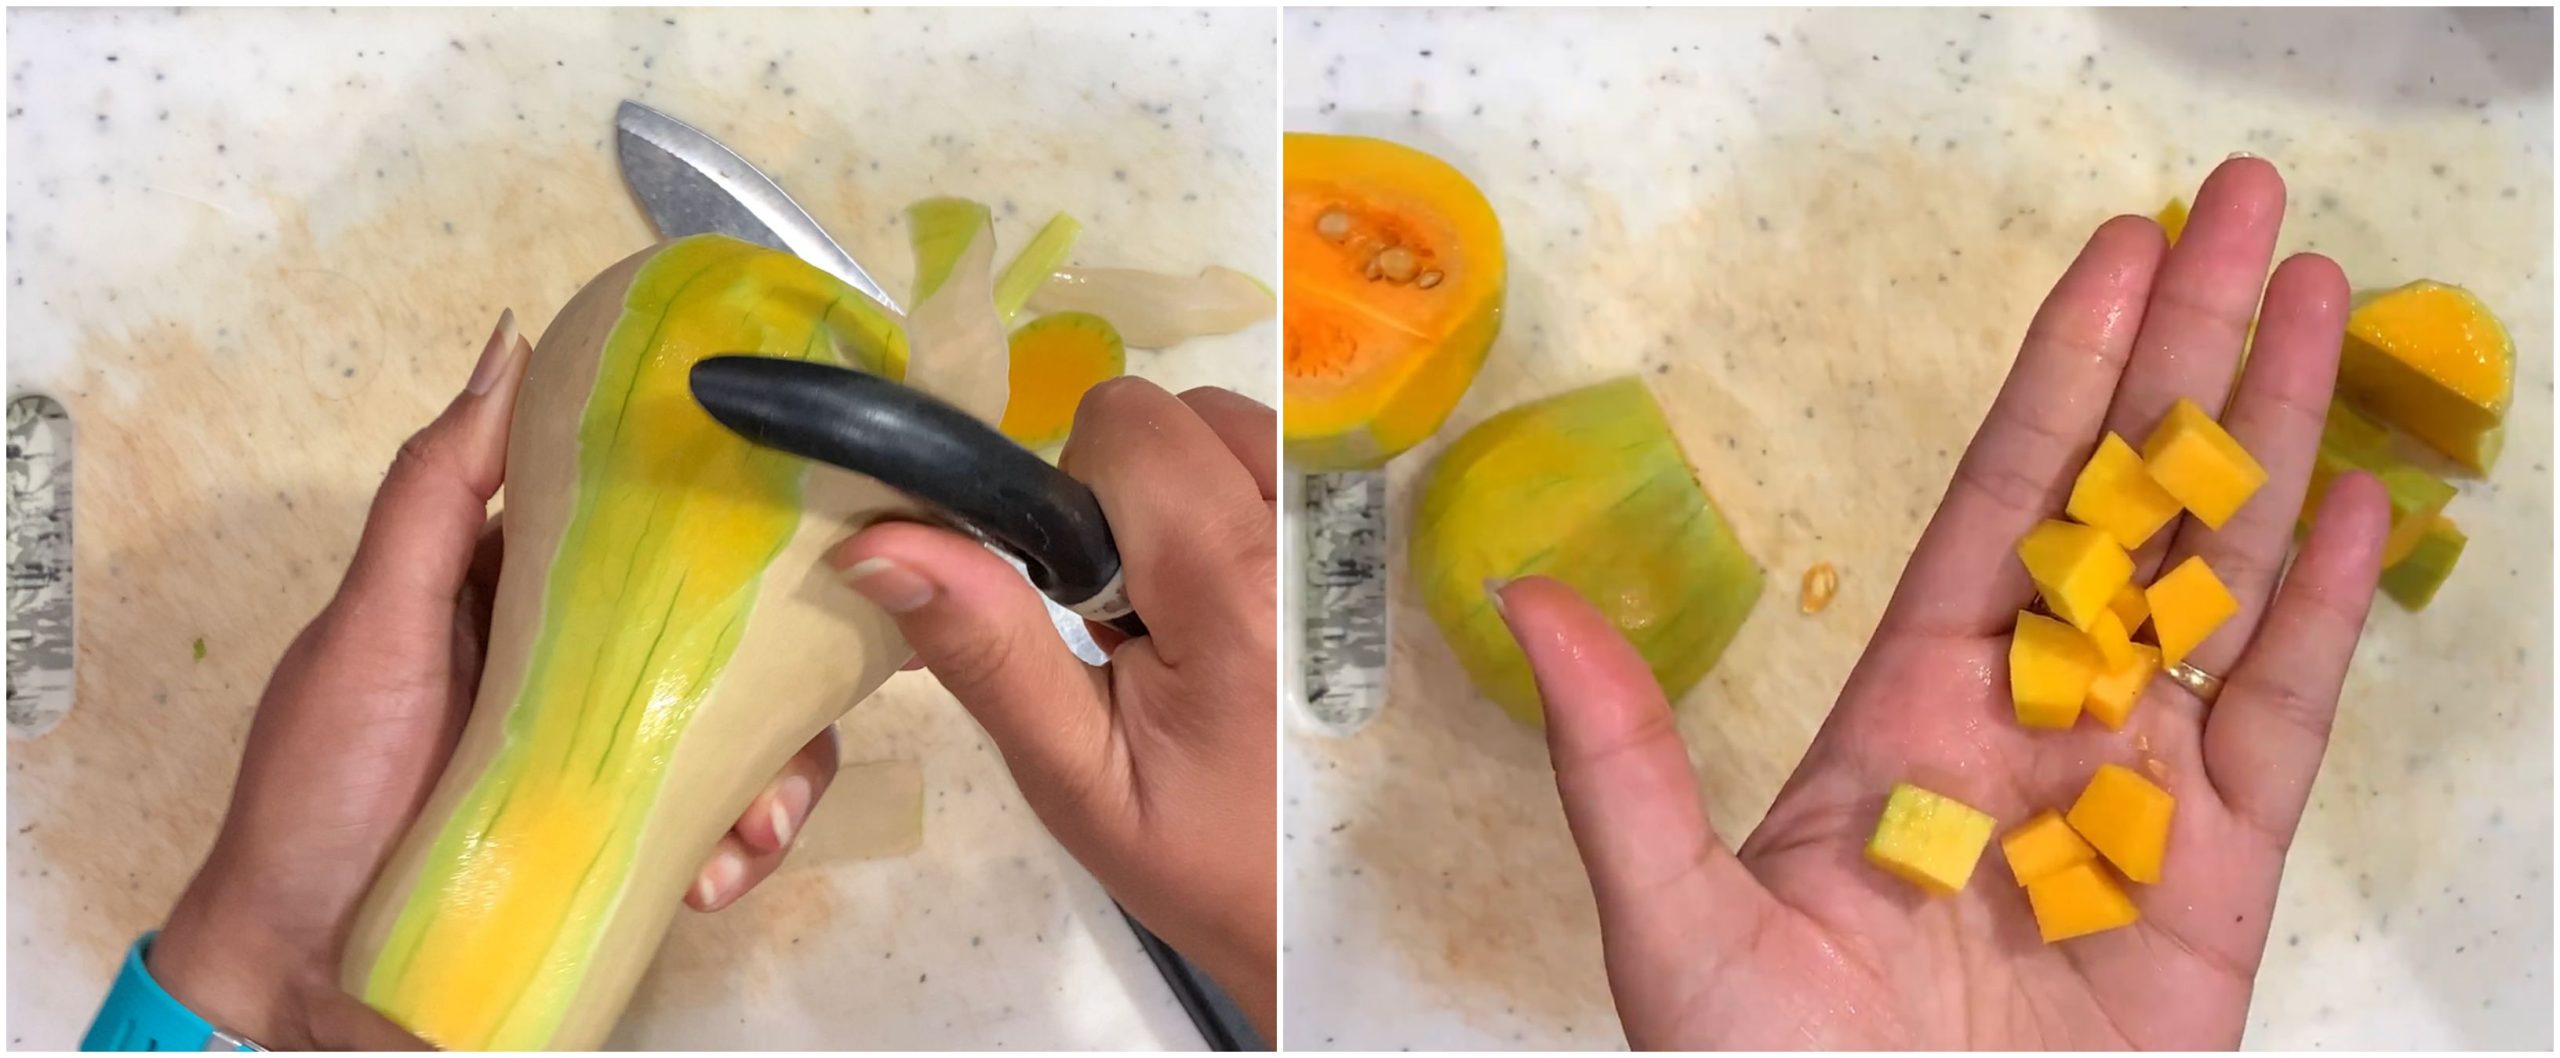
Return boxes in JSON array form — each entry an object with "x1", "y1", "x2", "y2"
[
  {"x1": 1283, "y1": 133, "x2": 1504, "y2": 469},
  {"x1": 999, "y1": 311, "x2": 1124, "y2": 449}
]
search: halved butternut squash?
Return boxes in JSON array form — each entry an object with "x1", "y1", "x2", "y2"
[{"x1": 1283, "y1": 133, "x2": 1504, "y2": 469}]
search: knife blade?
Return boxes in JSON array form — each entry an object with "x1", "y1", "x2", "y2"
[{"x1": 614, "y1": 100, "x2": 901, "y2": 313}]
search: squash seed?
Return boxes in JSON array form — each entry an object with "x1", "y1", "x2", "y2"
[
  {"x1": 1316, "y1": 209, "x2": 1353, "y2": 242},
  {"x1": 1376, "y1": 245, "x2": 1419, "y2": 282},
  {"x1": 1800, "y1": 562, "x2": 1838, "y2": 614}
]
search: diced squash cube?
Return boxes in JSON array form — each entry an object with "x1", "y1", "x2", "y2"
[
  {"x1": 2154, "y1": 198, "x2": 2189, "y2": 245},
  {"x1": 2107, "y1": 582, "x2": 2149, "y2": 635},
  {"x1": 2140, "y1": 398, "x2": 2267, "y2": 531},
  {"x1": 2084, "y1": 642, "x2": 2160, "y2": 731},
  {"x1": 2026, "y1": 862, "x2": 2142, "y2": 942},
  {"x1": 2068, "y1": 433, "x2": 2184, "y2": 549},
  {"x1": 2016, "y1": 520, "x2": 2133, "y2": 632},
  {"x1": 2010, "y1": 611, "x2": 2099, "y2": 729},
  {"x1": 2001, "y1": 810, "x2": 2097, "y2": 886},
  {"x1": 2065, "y1": 763, "x2": 2174, "y2": 884},
  {"x1": 2086, "y1": 608, "x2": 2135, "y2": 670},
  {"x1": 2145, "y1": 556, "x2": 2237, "y2": 669},
  {"x1": 1865, "y1": 782, "x2": 1997, "y2": 895},
  {"x1": 2381, "y1": 516, "x2": 2467, "y2": 611},
  {"x1": 2337, "y1": 280, "x2": 2513, "y2": 474}
]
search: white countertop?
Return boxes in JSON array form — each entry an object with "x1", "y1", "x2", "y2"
[
  {"x1": 6, "y1": 6, "x2": 1274, "y2": 1049},
  {"x1": 1282, "y1": 7, "x2": 2551, "y2": 1050}
]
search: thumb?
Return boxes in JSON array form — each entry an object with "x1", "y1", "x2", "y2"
[
  {"x1": 1491, "y1": 577, "x2": 1776, "y2": 1005},
  {"x1": 827, "y1": 521, "x2": 1118, "y2": 815},
  {"x1": 338, "y1": 310, "x2": 530, "y2": 610}
]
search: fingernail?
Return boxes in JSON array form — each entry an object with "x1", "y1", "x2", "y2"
[
  {"x1": 467, "y1": 309, "x2": 518, "y2": 395},
  {"x1": 2226, "y1": 150, "x2": 2255, "y2": 160},
  {"x1": 1484, "y1": 577, "x2": 1511, "y2": 620},
  {"x1": 769, "y1": 774, "x2": 812, "y2": 848},
  {"x1": 693, "y1": 849, "x2": 743, "y2": 908},
  {"x1": 842, "y1": 556, "x2": 935, "y2": 614}
]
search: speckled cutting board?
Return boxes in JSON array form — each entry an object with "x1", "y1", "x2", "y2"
[
  {"x1": 5, "y1": 7, "x2": 1273, "y2": 1049},
  {"x1": 1282, "y1": 7, "x2": 2550, "y2": 1050}
]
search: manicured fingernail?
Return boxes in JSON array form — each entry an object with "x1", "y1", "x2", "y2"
[
  {"x1": 2226, "y1": 150, "x2": 2255, "y2": 160},
  {"x1": 769, "y1": 775, "x2": 812, "y2": 848},
  {"x1": 694, "y1": 849, "x2": 743, "y2": 908},
  {"x1": 467, "y1": 309, "x2": 518, "y2": 395},
  {"x1": 842, "y1": 557, "x2": 935, "y2": 614},
  {"x1": 1484, "y1": 577, "x2": 1511, "y2": 620}
]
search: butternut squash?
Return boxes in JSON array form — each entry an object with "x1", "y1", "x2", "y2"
[
  {"x1": 2140, "y1": 398, "x2": 2265, "y2": 531},
  {"x1": 1409, "y1": 377, "x2": 1761, "y2": 725},
  {"x1": 1865, "y1": 782, "x2": 1995, "y2": 896},
  {"x1": 1283, "y1": 133, "x2": 1504, "y2": 469},
  {"x1": 2015, "y1": 520, "x2": 2131, "y2": 633},
  {"x1": 341, "y1": 229, "x2": 999, "y2": 1048},
  {"x1": 2065, "y1": 763, "x2": 2175, "y2": 885},
  {"x1": 2000, "y1": 809, "x2": 2097, "y2": 887},
  {"x1": 2337, "y1": 280, "x2": 2514, "y2": 473}
]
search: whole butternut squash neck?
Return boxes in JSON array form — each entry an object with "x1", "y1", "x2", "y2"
[{"x1": 361, "y1": 235, "x2": 900, "y2": 1048}]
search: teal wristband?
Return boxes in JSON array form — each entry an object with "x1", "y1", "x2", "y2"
[{"x1": 80, "y1": 932, "x2": 259, "y2": 1051}]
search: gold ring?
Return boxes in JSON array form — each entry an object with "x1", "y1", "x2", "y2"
[{"x1": 2163, "y1": 660, "x2": 2224, "y2": 705}]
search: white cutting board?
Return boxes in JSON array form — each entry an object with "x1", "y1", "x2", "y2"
[
  {"x1": 1282, "y1": 7, "x2": 2551, "y2": 1050},
  {"x1": 4, "y1": 7, "x2": 1274, "y2": 1049}
]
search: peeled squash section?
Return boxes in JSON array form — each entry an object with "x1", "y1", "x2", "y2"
[
  {"x1": 2337, "y1": 280, "x2": 2514, "y2": 473},
  {"x1": 1001, "y1": 311, "x2": 1125, "y2": 448},
  {"x1": 344, "y1": 234, "x2": 920, "y2": 1049},
  {"x1": 1284, "y1": 133, "x2": 1504, "y2": 469},
  {"x1": 1411, "y1": 377, "x2": 1762, "y2": 725}
]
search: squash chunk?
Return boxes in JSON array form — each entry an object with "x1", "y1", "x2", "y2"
[
  {"x1": 2140, "y1": 398, "x2": 2266, "y2": 530},
  {"x1": 2001, "y1": 809, "x2": 2097, "y2": 886},
  {"x1": 2086, "y1": 608, "x2": 2135, "y2": 671},
  {"x1": 1410, "y1": 377, "x2": 1762, "y2": 725},
  {"x1": 2084, "y1": 642, "x2": 2160, "y2": 731},
  {"x1": 2068, "y1": 433, "x2": 2183, "y2": 549},
  {"x1": 2337, "y1": 280, "x2": 2514, "y2": 473},
  {"x1": 2016, "y1": 520, "x2": 2132, "y2": 632},
  {"x1": 2107, "y1": 582, "x2": 2149, "y2": 635},
  {"x1": 1284, "y1": 133, "x2": 1505, "y2": 469},
  {"x1": 2066, "y1": 763, "x2": 2174, "y2": 884},
  {"x1": 2010, "y1": 611, "x2": 2099, "y2": 729},
  {"x1": 2026, "y1": 862, "x2": 2142, "y2": 942},
  {"x1": 1866, "y1": 783, "x2": 1996, "y2": 895},
  {"x1": 2154, "y1": 198, "x2": 2189, "y2": 245},
  {"x1": 2381, "y1": 516, "x2": 2468, "y2": 611},
  {"x1": 2145, "y1": 556, "x2": 2236, "y2": 669},
  {"x1": 2300, "y1": 401, "x2": 2455, "y2": 568}
]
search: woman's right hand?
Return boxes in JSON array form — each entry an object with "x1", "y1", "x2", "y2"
[{"x1": 827, "y1": 377, "x2": 1279, "y2": 1037}]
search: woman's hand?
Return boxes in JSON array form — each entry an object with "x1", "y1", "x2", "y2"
[
  {"x1": 1494, "y1": 155, "x2": 2391, "y2": 1048},
  {"x1": 829, "y1": 377, "x2": 1279, "y2": 1037},
  {"x1": 148, "y1": 312, "x2": 839, "y2": 1048}
]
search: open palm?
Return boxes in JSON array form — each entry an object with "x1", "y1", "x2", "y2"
[{"x1": 1492, "y1": 156, "x2": 2390, "y2": 1049}]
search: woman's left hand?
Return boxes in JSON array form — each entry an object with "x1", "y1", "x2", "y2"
[{"x1": 148, "y1": 311, "x2": 839, "y2": 1048}]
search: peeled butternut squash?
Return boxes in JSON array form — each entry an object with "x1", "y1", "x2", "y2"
[
  {"x1": 2337, "y1": 280, "x2": 2514, "y2": 473},
  {"x1": 1410, "y1": 377, "x2": 1761, "y2": 725},
  {"x1": 1000, "y1": 311, "x2": 1125, "y2": 449},
  {"x1": 1283, "y1": 133, "x2": 1504, "y2": 469},
  {"x1": 1865, "y1": 782, "x2": 1995, "y2": 896},
  {"x1": 342, "y1": 232, "x2": 993, "y2": 1048}
]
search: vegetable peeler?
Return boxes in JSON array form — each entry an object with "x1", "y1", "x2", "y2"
[{"x1": 689, "y1": 354, "x2": 1143, "y2": 639}]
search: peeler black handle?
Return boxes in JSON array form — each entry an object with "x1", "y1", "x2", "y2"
[{"x1": 689, "y1": 355, "x2": 1144, "y2": 638}]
